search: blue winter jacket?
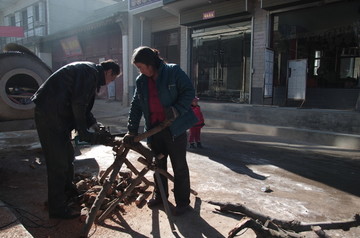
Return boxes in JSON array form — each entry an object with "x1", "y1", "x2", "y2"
[{"x1": 127, "y1": 62, "x2": 198, "y2": 140}]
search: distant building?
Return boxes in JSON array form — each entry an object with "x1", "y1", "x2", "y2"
[
  {"x1": 1, "y1": 0, "x2": 359, "y2": 109},
  {"x1": 0, "y1": 0, "x2": 126, "y2": 100}
]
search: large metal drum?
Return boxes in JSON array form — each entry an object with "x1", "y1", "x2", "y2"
[{"x1": 0, "y1": 45, "x2": 52, "y2": 121}]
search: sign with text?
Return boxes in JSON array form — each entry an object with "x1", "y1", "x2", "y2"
[
  {"x1": 287, "y1": 59, "x2": 307, "y2": 100},
  {"x1": 60, "y1": 36, "x2": 82, "y2": 57},
  {"x1": 203, "y1": 11, "x2": 215, "y2": 20},
  {"x1": 264, "y1": 48, "x2": 274, "y2": 98},
  {"x1": 129, "y1": 0, "x2": 161, "y2": 10}
]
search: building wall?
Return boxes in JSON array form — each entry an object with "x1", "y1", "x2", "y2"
[
  {"x1": 50, "y1": 23, "x2": 123, "y2": 100},
  {"x1": 1, "y1": 0, "x2": 39, "y2": 16},
  {"x1": 127, "y1": 10, "x2": 180, "y2": 101},
  {"x1": 1, "y1": 0, "x2": 119, "y2": 68},
  {"x1": 151, "y1": 15, "x2": 178, "y2": 32},
  {"x1": 180, "y1": 25, "x2": 190, "y2": 73},
  {"x1": 251, "y1": 0, "x2": 268, "y2": 104},
  {"x1": 46, "y1": 0, "x2": 116, "y2": 34}
]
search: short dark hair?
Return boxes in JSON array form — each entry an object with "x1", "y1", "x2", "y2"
[
  {"x1": 132, "y1": 46, "x2": 163, "y2": 69},
  {"x1": 100, "y1": 59, "x2": 120, "y2": 76}
]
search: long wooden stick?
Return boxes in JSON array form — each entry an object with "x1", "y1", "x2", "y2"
[
  {"x1": 82, "y1": 148, "x2": 129, "y2": 237},
  {"x1": 228, "y1": 217, "x2": 304, "y2": 238},
  {"x1": 137, "y1": 157, "x2": 198, "y2": 196},
  {"x1": 209, "y1": 201, "x2": 360, "y2": 234},
  {"x1": 98, "y1": 166, "x2": 150, "y2": 222},
  {"x1": 82, "y1": 121, "x2": 173, "y2": 237},
  {"x1": 133, "y1": 120, "x2": 172, "y2": 143}
]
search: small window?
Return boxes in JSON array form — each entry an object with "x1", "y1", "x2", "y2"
[
  {"x1": 21, "y1": 10, "x2": 28, "y2": 29},
  {"x1": 10, "y1": 15, "x2": 16, "y2": 26},
  {"x1": 34, "y1": 5, "x2": 40, "y2": 22}
]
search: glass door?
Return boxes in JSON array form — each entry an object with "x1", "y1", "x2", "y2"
[{"x1": 191, "y1": 22, "x2": 251, "y2": 102}]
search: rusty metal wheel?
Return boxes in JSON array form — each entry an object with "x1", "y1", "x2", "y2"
[{"x1": 0, "y1": 49, "x2": 52, "y2": 121}]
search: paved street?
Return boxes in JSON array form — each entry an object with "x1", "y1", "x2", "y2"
[{"x1": 0, "y1": 99, "x2": 360, "y2": 238}]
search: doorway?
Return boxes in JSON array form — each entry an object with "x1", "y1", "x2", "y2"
[{"x1": 191, "y1": 22, "x2": 251, "y2": 102}]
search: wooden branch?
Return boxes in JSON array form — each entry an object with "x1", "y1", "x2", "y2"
[
  {"x1": 208, "y1": 201, "x2": 360, "y2": 233},
  {"x1": 134, "y1": 120, "x2": 172, "y2": 142},
  {"x1": 228, "y1": 217, "x2": 305, "y2": 238}
]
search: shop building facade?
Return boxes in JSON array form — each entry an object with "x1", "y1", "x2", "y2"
[
  {"x1": 42, "y1": 12, "x2": 126, "y2": 100},
  {"x1": 125, "y1": 0, "x2": 360, "y2": 110},
  {"x1": 2, "y1": 0, "x2": 359, "y2": 110},
  {"x1": 126, "y1": 0, "x2": 256, "y2": 104},
  {"x1": 266, "y1": 0, "x2": 360, "y2": 109}
]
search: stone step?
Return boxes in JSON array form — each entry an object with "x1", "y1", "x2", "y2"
[
  {"x1": 200, "y1": 102, "x2": 360, "y2": 150},
  {"x1": 205, "y1": 118, "x2": 360, "y2": 150}
]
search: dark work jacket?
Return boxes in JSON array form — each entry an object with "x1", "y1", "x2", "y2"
[
  {"x1": 31, "y1": 61, "x2": 105, "y2": 134},
  {"x1": 128, "y1": 62, "x2": 198, "y2": 141}
]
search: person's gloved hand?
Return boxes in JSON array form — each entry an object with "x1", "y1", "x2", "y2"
[
  {"x1": 123, "y1": 132, "x2": 138, "y2": 146},
  {"x1": 78, "y1": 131, "x2": 93, "y2": 143},
  {"x1": 78, "y1": 130, "x2": 113, "y2": 146},
  {"x1": 164, "y1": 107, "x2": 179, "y2": 121},
  {"x1": 90, "y1": 122, "x2": 103, "y2": 132},
  {"x1": 92, "y1": 132, "x2": 113, "y2": 146}
]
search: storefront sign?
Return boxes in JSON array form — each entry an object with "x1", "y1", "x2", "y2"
[
  {"x1": 60, "y1": 36, "x2": 82, "y2": 57},
  {"x1": 203, "y1": 11, "x2": 215, "y2": 20},
  {"x1": 180, "y1": 0, "x2": 249, "y2": 26},
  {"x1": 129, "y1": 0, "x2": 161, "y2": 10}
]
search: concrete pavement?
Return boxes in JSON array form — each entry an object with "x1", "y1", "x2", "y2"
[{"x1": 1, "y1": 99, "x2": 359, "y2": 237}]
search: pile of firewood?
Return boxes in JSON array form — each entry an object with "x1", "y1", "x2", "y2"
[
  {"x1": 74, "y1": 170, "x2": 150, "y2": 220},
  {"x1": 208, "y1": 201, "x2": 360, "y2": 238}
]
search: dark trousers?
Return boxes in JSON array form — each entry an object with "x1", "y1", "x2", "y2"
[
  {"x1": 189, "y1": 127, "x2": 201, "y2": 143},
  {"x1": 149, "y1": 129, "x2": 190, "y2": 207},
  {"x1": 34, "y1": 107, "x2": 76, "y2": 215}
]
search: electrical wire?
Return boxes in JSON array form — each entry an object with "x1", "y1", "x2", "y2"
[{"x1": 0, "y1": 201, "x2": 60, "y2": 230}]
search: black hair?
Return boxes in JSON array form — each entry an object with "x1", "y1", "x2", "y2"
[
  {"x1": 132, "y1": 46, "x2": 163, "y2": 69},
  {"x1": 100, "y1": 59, "x2": 120, "y2": 75}
]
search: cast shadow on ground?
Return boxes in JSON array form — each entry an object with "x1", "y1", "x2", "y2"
[
  {"x1": 141, "y1": 197, "x2": 233, "y2": 238},
  {"x1": 98, "y1": 197, "x2": 233, "y2": 237},
  {"x1": 172, "y1": 197, "x2": 237, "y2": 238},
  {"x1": 187, "y1": 133, "x2": 267, "y2": 181},
  {"x1": 99, "y1": 213, "x2": 149, "y2": 238},
  {"x1": 192, "y1": 130, "x2": 360, "y2": 197}
]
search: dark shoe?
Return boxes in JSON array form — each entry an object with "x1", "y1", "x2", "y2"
[
  {"x1": 65, "y1": 185, "x2": 79, "y2": 203},
  {"x1": 196, "y1": 142, "x2": 202, "y2": 148},
  {"x1": 147, "y1": 197, "x2": 163, "y2": 208},
  {"x1": 49, "y1": 207, "x2": 80, "y2": 219},
  {"x1": 189, "y1": 143, "x2": 196, "y2": 149},
  {"x1": 173, "y1": 205, "x2": 191, "y2": 216}
]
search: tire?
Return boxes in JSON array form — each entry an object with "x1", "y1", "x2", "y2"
[{"x1": 0, "y1": 52, "x2": 52, "y2": 121}]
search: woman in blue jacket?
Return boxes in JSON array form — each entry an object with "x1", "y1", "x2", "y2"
[{"x1": 124, "y1": 46, "x2": 198, "y2": 215}]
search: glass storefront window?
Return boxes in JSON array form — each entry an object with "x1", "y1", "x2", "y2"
[
  {"x1": 272, "y1": 1, "x2": 360, "y2": 89},
  {"x1": 191, "y1": 22, "x2": 251, "y2": 102}
]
